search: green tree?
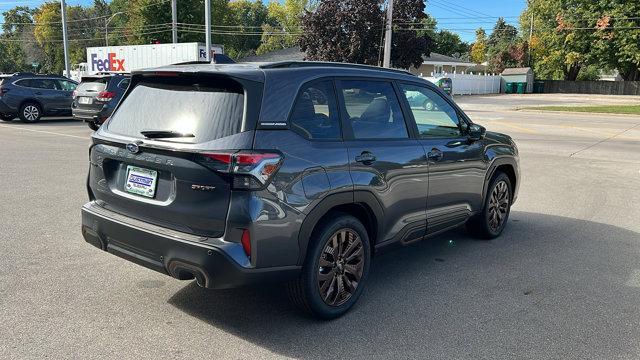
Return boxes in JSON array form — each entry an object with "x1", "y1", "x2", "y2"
[
  {"x1": 470, "y1": 28, "x2": 487, "y2": 64},
  {"x1": 520, "y1": 0, "x2": 593, "y2": 80},
  {"x1": 256, "y1": 0, "x2": 307, "y2": 55},
  {"x1": 0, "y1": 6, "x2": 39, "y2": 72},
  {"x1": 223, "y1": 0, "x2": 269, "y2": 59},
  {"x1": 298, "y1": 0, "x2": 432, "y2": 69},
  {"x1": 586, "y1": 0, "x2": 640, "y2": 80},
  {"x1": 431, "y1": 30, "x2": 469, "y2": 58}
]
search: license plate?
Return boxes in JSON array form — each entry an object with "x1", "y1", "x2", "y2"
[
  {"x1": 78, "y1": 97, "x2": 92, "y2": 104},
  {"x1": 125, "y1": 166, "x2": 158, "y2": 198}
]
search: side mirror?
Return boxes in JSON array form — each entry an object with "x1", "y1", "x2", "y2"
[{"x1": 467, "y1": 123, "x2": 486, "y2": 142}]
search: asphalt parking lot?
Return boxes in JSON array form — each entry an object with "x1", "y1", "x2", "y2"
[{"x1": 1, "y1": 94, "x2": 639, "y2": 359}]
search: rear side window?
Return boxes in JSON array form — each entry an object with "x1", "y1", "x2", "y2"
[
  {"x1": 339, "y1": 80, "x2": 408, "y2": 139},
  {"x1": 107, "y1": 77, "x2": 244, "y2": 143},
  {"x1": 290, "y1": 80, "x2": 341, "y2": 140},
  {"x1": 58, "y1": 80, "x2": 77, "y2": 91}
]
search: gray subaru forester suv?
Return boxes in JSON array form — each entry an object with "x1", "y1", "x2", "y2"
[{"x1": 81, "y1": 62, "x2": 519, "y2": 319}]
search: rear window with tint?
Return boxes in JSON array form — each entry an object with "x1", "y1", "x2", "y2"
[
  {"x1": 77, "y1": 78, "x2": 109, "y2": 92},
  {"x1": 107, "y1": 77, "x2": 244, "y2": 143}
]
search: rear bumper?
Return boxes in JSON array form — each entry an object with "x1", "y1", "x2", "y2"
[
  {"x1": 72, "y1": 108, "x2": 102, "y2": 122},
  {"x1": 0, "y1": 100, "x2": 14, "y2": 115},
  {"x1": 81, "y1": 201, "x2": 300, "y2": 289}
]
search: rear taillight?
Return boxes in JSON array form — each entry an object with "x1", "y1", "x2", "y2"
[
  {"x1": 0, "y1": 87, "x2": 8, "y2": 97},
  {"x1": 195, "y1": 150, "x2": 282, "y2": 190},
  {"x1": 96, "y1": 91, "x2": 115, "y2": 102},
  {"x1": 240, "y1": 229, "x2": 251, "y2": 258}
]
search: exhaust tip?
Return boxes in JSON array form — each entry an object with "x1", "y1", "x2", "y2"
[{"x1": 167, "y1": 260, "x2": 210, "y2": 288}]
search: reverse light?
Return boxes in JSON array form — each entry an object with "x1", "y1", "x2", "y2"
[
  {"x1": 96, "y1": 91, "x2": 115, "y2": 102},
  {"x1": 240, "y1": 229, "x2": 251, "y2": 258},
  {"x1": 196, "y1": 150, "x2": 282, "y2": 190}
]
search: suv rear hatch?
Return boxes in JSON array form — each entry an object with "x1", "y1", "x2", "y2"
[
  {"x1": 88, "y1": 72, "x2": 264, "y2": 237},
  {"x1": 74, "y1": 76, "x2": 111, "y2": 113}
]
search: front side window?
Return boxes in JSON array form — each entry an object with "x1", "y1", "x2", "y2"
[
  {"x1": 340, "y1": 80, "x2": 408, "y2": 140},
  {"x1": 400, "y1": 84, "x2": 462, "y2": 138},
  {"x1": 289, "y1": 80, "x2": 340, "y2": 140}
]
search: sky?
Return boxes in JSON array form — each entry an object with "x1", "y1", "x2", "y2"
[{"x1": 0, "y1": 0, "x2": 527, "y2": 42}]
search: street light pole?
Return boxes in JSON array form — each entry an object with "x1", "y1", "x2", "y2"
[
  {"x1": 60, "y1": 0, "x2": 70, "y2": 78},
  {"x1": 105, "y1": 12, "x2": 124, "y2": 46},
  {"x1": 382, "y1": 0, "x2": 394, "y2": 68},
  {"x1": 171, "y1": 0, "x2": 178, "y2": 43},
  {"x1": 204, "y1": 0, "x2": 211, "y2": 62}
]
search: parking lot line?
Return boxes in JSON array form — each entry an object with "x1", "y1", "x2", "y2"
[{"x1": 0, "y1": 124, "x2": 88, "y2": 140}]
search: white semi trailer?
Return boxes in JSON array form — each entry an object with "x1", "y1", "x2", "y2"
[{"x1": 69, "y1": 42, "x2": 225, "y2": 81}]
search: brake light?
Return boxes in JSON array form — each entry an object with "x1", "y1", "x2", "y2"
[
  {"x1": 96, "y1": 91, "x2": 115, "y2": 102},
  {"x1": 196, "y1": 150, "x2": 282, "y2": 190},
  {"x1": 240, "y1": 229, "x2": 251, "y2": 258}
]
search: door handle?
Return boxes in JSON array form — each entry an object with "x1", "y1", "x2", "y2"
[
  {"x1": 427, "y1": 148, "x2": 443, "y2": 161},
  {"x1": 34, "y1": 92, "x2": 42, "y2": 95},
  {"x1": 355, "y1": 151, "x2": 376, "y2": 165}
]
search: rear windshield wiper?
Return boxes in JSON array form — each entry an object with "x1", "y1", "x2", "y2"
[{"x1": 140, "y1": 130, "x2": 195, "y2": 139}]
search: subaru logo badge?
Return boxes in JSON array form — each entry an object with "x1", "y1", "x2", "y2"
[{"x1": 126, "y1": 143, "x2": 140, "y2": 154}]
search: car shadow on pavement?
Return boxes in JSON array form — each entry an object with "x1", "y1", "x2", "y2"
[{"x1": 168, "y1": 211, "x2": 640, "y2": 359}]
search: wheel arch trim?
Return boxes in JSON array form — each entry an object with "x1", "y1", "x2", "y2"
[{"x1": 296, "y1": 190, "x2": 384, "y2": 265}]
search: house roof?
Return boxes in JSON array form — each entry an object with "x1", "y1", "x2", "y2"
[
  {"x1": 240, "y1": 46, "x2": 306, "y2": 63},
  {"x1": 501, "y1": 67, "x2": 532, "y2": 75},
  {"x1": 422, "y1": 52, "x2": 474, "y2": 65},
  {"x1": 240, "y1": 47, "x2": 475, "y2": 67}
]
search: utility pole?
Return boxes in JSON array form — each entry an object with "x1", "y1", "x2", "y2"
[
  {"x1": 382, "y1": 0, "x2": 394, "y2": 68},
  {"x1": 60, "y1": 0, "x2": 70, "y2": 78},
  {"x1": 528, "y1": 0, "x2": 534, "y2": 66},
  {"x1": 171, "y1": 0, "x2": 178, "y2": 43},
  {"x1": 204, "y1": 0, "x2": 211, "y2": 62}
]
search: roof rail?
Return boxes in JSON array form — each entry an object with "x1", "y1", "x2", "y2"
[{"x1": 258, "y1": 61, "x2": 415, "y2": 76}]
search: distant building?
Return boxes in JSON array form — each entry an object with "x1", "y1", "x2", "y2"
[
  {"x1": 240, "y1": 47, "x2": 306, "y2": 63},
  {"x1": 239, "y1": 47, "x2": 476, "y2": 77},
  {"x1": 501, "y1": 67, "x2": 534, "y2": 93},
  {"x1": 410, "y1": 53, "x2": 476, "y2": 76}
]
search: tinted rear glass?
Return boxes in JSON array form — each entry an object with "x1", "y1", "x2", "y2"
[
  {"x1": 107, "y1": 77, "x2": 244, "y2": 143},
  {"x1": 77, "y1": 78, "x2": 108, "y2": 92}
]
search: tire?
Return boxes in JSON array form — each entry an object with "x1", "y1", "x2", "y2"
[
  {"x1": 18, "y1": 102, "x2": 42, "y2": 123},
  {"x1": 287, "y1": 213, "x2": 371, "y2": 319},
  {"x1": 87, "y1": 121, "x2": 99, "y2": 131},
  {"x1": 0, "y1": 113, "x2": 14, "y2": 122},
  {"x1": 467, "y1": 172, "x2": 513, "y2": 239}
]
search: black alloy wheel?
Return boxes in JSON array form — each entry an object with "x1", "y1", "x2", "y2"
[{"x1": 287, "y1": 213, "x2": 371, "y2": 319}]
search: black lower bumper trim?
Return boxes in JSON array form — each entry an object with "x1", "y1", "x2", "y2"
[{"x1": 81, "y1": 202, "x2": 300, "y2": 289}]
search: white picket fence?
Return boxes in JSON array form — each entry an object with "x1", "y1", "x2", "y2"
[{"x1": 423, "y1": 72, "x2": 501, "y2": 95}]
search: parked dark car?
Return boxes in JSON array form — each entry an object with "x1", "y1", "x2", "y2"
[
  {"x1": 72, "y1": 74, "x2": 131, "y2": 130},
  {"x1": 0, "y1": 73, "x2": 77, "y2": 123},
  {"x1": 81, "y1": 62, "x2": 520, "y2": 319}
]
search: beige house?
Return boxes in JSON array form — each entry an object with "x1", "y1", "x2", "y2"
[{"x1": 409, "y1": 52, "x2": 476, "y2": 77}]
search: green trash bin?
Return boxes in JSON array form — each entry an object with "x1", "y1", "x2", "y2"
[
  {"x1": 517, "y1": 82, "x2": 526, "y2": 94},
  {"x1": 534, "y1": 81, "x2": 545, "y2": 93},
  {"x1": 505, "y1": 82, "x2": 515, "y2": 94}
]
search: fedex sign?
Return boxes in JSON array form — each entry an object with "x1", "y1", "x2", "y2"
[{"x1": 91, "y1": 53, "x2": 126, "y2": 72}]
